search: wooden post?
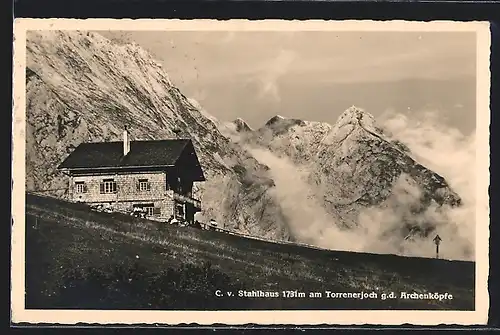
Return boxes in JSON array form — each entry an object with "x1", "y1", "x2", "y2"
[
  {"x1": 68, "y1": 175, "x2": 73, "y2": 201},
  {"x1": 115, "y1": 172, "x2": 119, "y2": 208}
]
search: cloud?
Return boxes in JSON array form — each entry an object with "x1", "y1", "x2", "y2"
[
  {"x1": 247, "y1": 146, "x2": 357, "y2": 249},
  {"x1": 252, "y1": 49, "x2": 296, "y2": 102},
  {"x1": 378, "y1": 110, "x2": 476, "y2": 260}
]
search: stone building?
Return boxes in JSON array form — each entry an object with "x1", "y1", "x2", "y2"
[{"x1": 58, "y1": 128, "x2": 205, "y2": 223}]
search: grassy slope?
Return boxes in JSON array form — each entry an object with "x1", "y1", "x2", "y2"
[{"x1": 25, "y1": 193, "x2": 474, "y2": 310}]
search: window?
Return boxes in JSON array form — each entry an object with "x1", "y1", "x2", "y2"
[
  {"x1": 144, "y1": 206, "x2": 154, "y2": 216},
  {"x1": 138, "y1": 179, "x2": 151, "y2": 192},
  {"x1": 75, "y1": 181, "x2": 87, "y2": 193},
  {"x1": 100, "y1": 179, "x2": 117, "y2": 194}
]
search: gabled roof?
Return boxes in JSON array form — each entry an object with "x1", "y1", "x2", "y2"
[{"x1": 58, "y1": 139, "x2": 192, "y2": 170}]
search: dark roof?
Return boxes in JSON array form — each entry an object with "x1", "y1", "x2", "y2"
[{"x1": 58, "y1": 139, "x2": 192, "y2": 170}]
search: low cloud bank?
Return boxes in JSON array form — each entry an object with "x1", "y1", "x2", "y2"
[
  {"x1": 248, "y1": 147, "x2": 359, "y2": 251},
  {"x1": 377, "y1": 110, "x2": 476, "y2": 261}
]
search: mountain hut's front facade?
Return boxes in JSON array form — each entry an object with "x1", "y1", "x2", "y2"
[{"x1": 57, "y1": 129, "x2": 205, "y2": 223}]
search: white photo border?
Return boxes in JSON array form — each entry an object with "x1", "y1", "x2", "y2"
[{"x1": 11, "y1": 18, "x2": 491, "y2": 326}]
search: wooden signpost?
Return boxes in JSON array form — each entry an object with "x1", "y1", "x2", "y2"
[{"x1": 433, "y1": 234, "x2": 442, "y2": 259}]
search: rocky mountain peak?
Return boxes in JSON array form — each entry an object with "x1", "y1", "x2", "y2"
[
  {"x1": 232, "y1": 118, "x2": 253, "y2": 133},
  {"x1": 333, "y1": 106, "x2": 381, "y2": 135},
  {"x1": 317, "y1": 106, "x2": 461, "y2": 207},
  {"x1": 338, "y1": 105, "x2": 374, "y2": 121},
  {"x1": 264, "y1": 115, "x2": 286, "y2": 127},
  {"x1": 261, "y1": 115, "x2": 308, "y2": 137}
]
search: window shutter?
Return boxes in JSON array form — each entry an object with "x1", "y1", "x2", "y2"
[
  {"x1": 113, "y1": 182, "x2": 118, "y2": 193},
  {"x1": 147, "y1": 182, "x2": 151, "y2": 191},
  {"x1": 99, "y1": 183, "x2": 104, "y2": 194},
  {"x1": 83, "y1": 184, "x2": 88, "y2": 193},
  {"x1": 153, "y1": 207, "x2": 161, "y2": 215},
  {"x1": 136, "y1": 181, "x2": 140, "y2": 191}
]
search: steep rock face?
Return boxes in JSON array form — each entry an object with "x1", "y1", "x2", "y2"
[
  {"x1": 242, "y1": 107, "x2": 462, "y2": 237},
  {"x1": 311, "y1": 107, "x2": 461, "y2": 232},
  {"x1": 251, "y1": 116, "x2": 332, "y2": 165},
  {"x1": 25, "y1": 30, "x2": 290, "y2": 240}
]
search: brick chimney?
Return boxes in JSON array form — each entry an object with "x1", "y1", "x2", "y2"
[{"x1": 123, "y1": 126, "x2": 131, "y2": 156}]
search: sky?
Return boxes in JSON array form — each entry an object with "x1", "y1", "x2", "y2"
[{"x1": 98, "y1": 30, "x2": 477, "y2": 135}]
